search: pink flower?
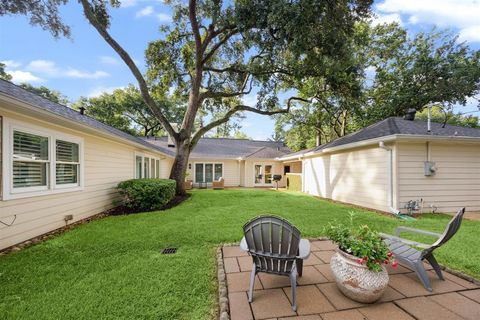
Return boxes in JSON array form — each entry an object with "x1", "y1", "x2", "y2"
[
  {"x1": 387, "y1": 252, "x2": 393, "y2": 257},
  {"x1": 357, "y1": 259, "x2": 364, "y2": 265},
  {"x1": 391, "y1": 261, "x2": 398, "y2": 269}
]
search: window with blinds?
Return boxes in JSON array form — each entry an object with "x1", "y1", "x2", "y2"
[
  {"x1": 56, "y1": 140, "x2": 80, "y2": 185},
  {"x1": 13, "y1": 131, "x2": 49, "y2": 188}
]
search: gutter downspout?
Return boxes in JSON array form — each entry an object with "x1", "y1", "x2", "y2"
[{"x1": 378, "y1": 141, "x2": 400, "y2": 215}]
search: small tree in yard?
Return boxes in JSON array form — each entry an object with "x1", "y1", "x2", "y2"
[{"x1": 3, "y1": 0, "x2": 373, "y2": 194}]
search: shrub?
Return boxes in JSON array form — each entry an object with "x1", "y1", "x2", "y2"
[{"x1": 117, "y1": 179, "x2": 176, "y2": 212}]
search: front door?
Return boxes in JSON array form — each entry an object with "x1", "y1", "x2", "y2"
[{"x1": 254, "y1": 164, "x2": 274, "y2": 186}]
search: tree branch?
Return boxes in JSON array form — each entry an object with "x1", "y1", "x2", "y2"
[
  {"x1": 191, "y1": 97, "x2": 309, "y2": 146},
  {"x1": 78, "y1": 0, "x2": 177, "y2": 139}
]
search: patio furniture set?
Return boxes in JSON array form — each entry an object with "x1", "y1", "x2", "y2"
[{"x1": 238, "y1": 208, "x2": 466, "y2": 312}]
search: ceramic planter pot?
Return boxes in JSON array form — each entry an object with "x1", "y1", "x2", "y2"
[{"x1": 330, "y1": 250, "x2": 389, "y2": 303}]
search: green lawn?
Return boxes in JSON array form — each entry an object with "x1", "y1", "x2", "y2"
[{"x1": 1, "y1": 189, "x2": 479, "y2": 319}]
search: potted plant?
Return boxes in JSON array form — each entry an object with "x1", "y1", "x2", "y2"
[
  {"x1": 184, "y1": 171, "x2": 193, "y2": 190},
  {"x1": 324, "y1": 216, "x2": 397, "y2": 303}
]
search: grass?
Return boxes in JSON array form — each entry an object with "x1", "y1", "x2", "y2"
[{"x1": 1, "y1": 188, "x2": 479, "y2": 319}]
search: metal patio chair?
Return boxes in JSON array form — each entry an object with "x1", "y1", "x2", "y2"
[
  {"x1": 380, "y1": 207, "x2": 465, "y2": 291},
  {"x1": 240, "y1": 215, "x2": 311, "y2": 311}
]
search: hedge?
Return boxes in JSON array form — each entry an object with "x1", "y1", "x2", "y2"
[{"x1": 117, "y1": 179, "x2": 176, "y2": 212}]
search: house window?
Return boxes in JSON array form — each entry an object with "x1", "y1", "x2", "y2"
[
  {"x1": 135, "y1": 153, "x2": 161, "y2": 179},
  {"x1": 56, "y1": 140, "x2": 80, "y2": 186},
  {"x1": 135, "y1": 156, "x2": 142, "y2": 178},
  {"x1": 3, "y1": 118, "x2": 84, "y2": 200},
  {"x1": 13, "y1": 131, "x2": 49, "y2": 189},
  {"x1": 195, "y1": 163, "x2": 223, "y2": 183}
]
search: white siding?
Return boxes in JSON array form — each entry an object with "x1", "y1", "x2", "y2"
[
  {"x1": 0, "y1": 109, "x2": 172, "y2": 250},
  {"x1": 397, "y1": 142, "x2": 480, "y2": 213},
  {"x1": 303, "y1": 146, "x2": 389, "y2": 212}
]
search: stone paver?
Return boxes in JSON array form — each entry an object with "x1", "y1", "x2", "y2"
[
  {"x1": 321, "y1": 309, "x2": 366, "y2": 320},
  {"x1": 395, "y1": 296, "x2": 463, "y2": 320},
  {"x1": 225, "y1": 257, "x2": 240, "y2": 273},
  {"x1": 358, "y1": 302, "x2": 413, "y2": 320},
  {"x1": 221, "y1": 241, "x2": 480, "y2": 320},
  {"x1": 238, "y1": 256, "x2": 253, "y2": 272},
  {"x1": 428, "y1": 292, "x2": 480, "y2": 320},
  {"x1": 441, "y1": 271, "x2": 479, "y2": 289},
  {"x1": 224, "y1": 246, "x2": 249, "y2": 258},
  {"x1": 388, "y1": 272, "x2": 464, "y2": 297},
  {"x1": 227, "y1": 272, "x2": 263, "y2": 292},
  {"x1": 303, "y1": 254, "x2": 323, "y2": 266},
  {"x1": 317, "y1": 283, "x2": 365, "y2": 310},
  {"x1": 313, "y1": 251, "x2": 335, "y2": 264},
  {"x1": 229, "y1": 292, "x2": 253, "y2": 320},
  {"x1": 279, "y1": 316, "x2": 322, "y2": 320},
  {"x1": 314, "y1": 264, "x2": 335, "y2": 282},
  {"x1": 297, "y1": 266, "x2": 329, "y2": 286},
  {"x1": 250, "y1": 289, "x2": 296, "y2": 319},
  {"x1": 283, "y1": 285, "x2": 335, "y2": 315},
  {"x1": 459, "y1": 289, "x2": 480, "y2": 303},
  {"x1": 258, "y1": 273, "x2": 291, "y2": 289},
  {"x1": 311, "y1": 240, "x2": 337, "y2": 251}
]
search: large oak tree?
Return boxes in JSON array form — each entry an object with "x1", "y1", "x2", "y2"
[{"x1": 3, "y1": 0, "x2": 373, "y2": 194}]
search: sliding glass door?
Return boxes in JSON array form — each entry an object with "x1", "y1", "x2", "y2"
[{"x1": 195, "y1": 163, "x2": 223, "y2": 184}]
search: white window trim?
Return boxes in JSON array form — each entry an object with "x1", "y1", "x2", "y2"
[
  {"x1": 253, "y1": 162, "x2": 275, "y2": 186},
  {"x1": 193, "y1": 162, "x2": 224, "y2": 184},
  {"x1": 134, "y1": 152, "x2": 161, "y2": 179},
  {"x1": 2, "y1": 117, "x2": 84, "y2": 200}
]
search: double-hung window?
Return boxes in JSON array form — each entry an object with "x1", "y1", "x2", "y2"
[
  {"x1": 3, "y1": 118, "x2": 84, "y2": 200},
  {"x1": 134, "y1": 153, "x2": 161, "y2": 179},
  {"x1": 56, "y1": 140, "x2": 80, "y2": 187},
  {"x1": 12, "y1": 131, "x2": 49, "y2": 190}
]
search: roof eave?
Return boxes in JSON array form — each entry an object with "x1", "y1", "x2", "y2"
[{"x1": 0, "y1": 93, "x2": 174, "y2": 158}]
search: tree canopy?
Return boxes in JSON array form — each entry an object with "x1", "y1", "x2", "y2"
[
  {"x1": 74, "y1": 0, "x2": 373, "y2": 193},
  {"x1": 276, "y1": 23, "x2": 480, "y2": 151}
]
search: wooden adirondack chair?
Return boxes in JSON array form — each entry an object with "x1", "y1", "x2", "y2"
[
  {"x1": 380, "y1": 208, "x2": 465, "y2": 291},
  {"x1": 240, "y1": 215, "x2": 310, "y2": 311}
]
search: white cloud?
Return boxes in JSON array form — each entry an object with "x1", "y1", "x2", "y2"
[
  {"x1": 27, "y1": 60, "x2": 60, "y2": 76},
  {"x1": 459, "y1": 25, "x2": 480, "y2": 42},
  {"x1": 119, "y1": 0, "x2": 138, "y2": 8},
  {"x1": 157, "y1": 13, "x2": 172, "y2": 22},
  {"x1": 87, "y1": 86, "x2": 124, "y2": 98},
  {"x1": 26, "y1": 59, "x2": 109, "y2": 79},
  {"x1": 99, "y1": 55, "x2": 120, "y2": 65},
  {"x1": 8, "y1": 70, "x2": 44, "y2": 83},
  {"x1": 64, "y1": 68, "x2": 109, "y2": 79},
  {"x1": 1, "y1": 60, "x2": 22, "y2": 68},
  {"x1": 372, "y1": 13, "x2": 403, "y2": 26},
  {"x1": 136, "y1": 6, "x2": 154, "y2": 17},
  {"x1": 376, "y1": 0, "x2": 480, "y2": 42}
]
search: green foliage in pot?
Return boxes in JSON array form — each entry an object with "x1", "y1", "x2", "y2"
[{"x1": 324, "y1": 213, "x2": 396, "y2": 272}]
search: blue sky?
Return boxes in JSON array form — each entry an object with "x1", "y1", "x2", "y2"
[{"x1": 1, "y1": 0, "x2": 479, "y2": 140}]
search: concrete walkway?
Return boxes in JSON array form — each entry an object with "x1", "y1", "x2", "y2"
[{"x1": 222, "y1": 240, "x2": 480, "y2": 320}]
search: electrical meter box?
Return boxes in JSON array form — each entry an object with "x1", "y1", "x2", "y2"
[{"x1": 424, "y1": 161, "x2": 437, "y2": 176}]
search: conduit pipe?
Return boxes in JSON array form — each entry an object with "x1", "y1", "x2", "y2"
[{"x1": 378, "y1": 141, "x2": 400, "y2": 215}]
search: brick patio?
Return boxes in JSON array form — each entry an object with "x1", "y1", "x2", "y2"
[{"x1": 222, "y1": 240, "x2": 480, "y2": 320}]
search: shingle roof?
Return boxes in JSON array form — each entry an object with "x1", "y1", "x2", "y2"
[
  {"x1": 0, "y1": 79, "x2": 175, "y2": 157},
  {"x1": 144, "y1": 136, "x2": 292, "y2": 159},
  {"x1": 280, "y1": 116, "x2": 480, "y2": 159}
]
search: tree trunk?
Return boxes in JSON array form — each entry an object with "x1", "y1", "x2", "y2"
[{"x1": 169, "y1": 141, "x2": 191, "y2": 195}]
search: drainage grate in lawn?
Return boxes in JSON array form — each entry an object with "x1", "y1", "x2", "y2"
[{"x1": 161, "y1": 247, "x2": 177, "y2": 254}]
